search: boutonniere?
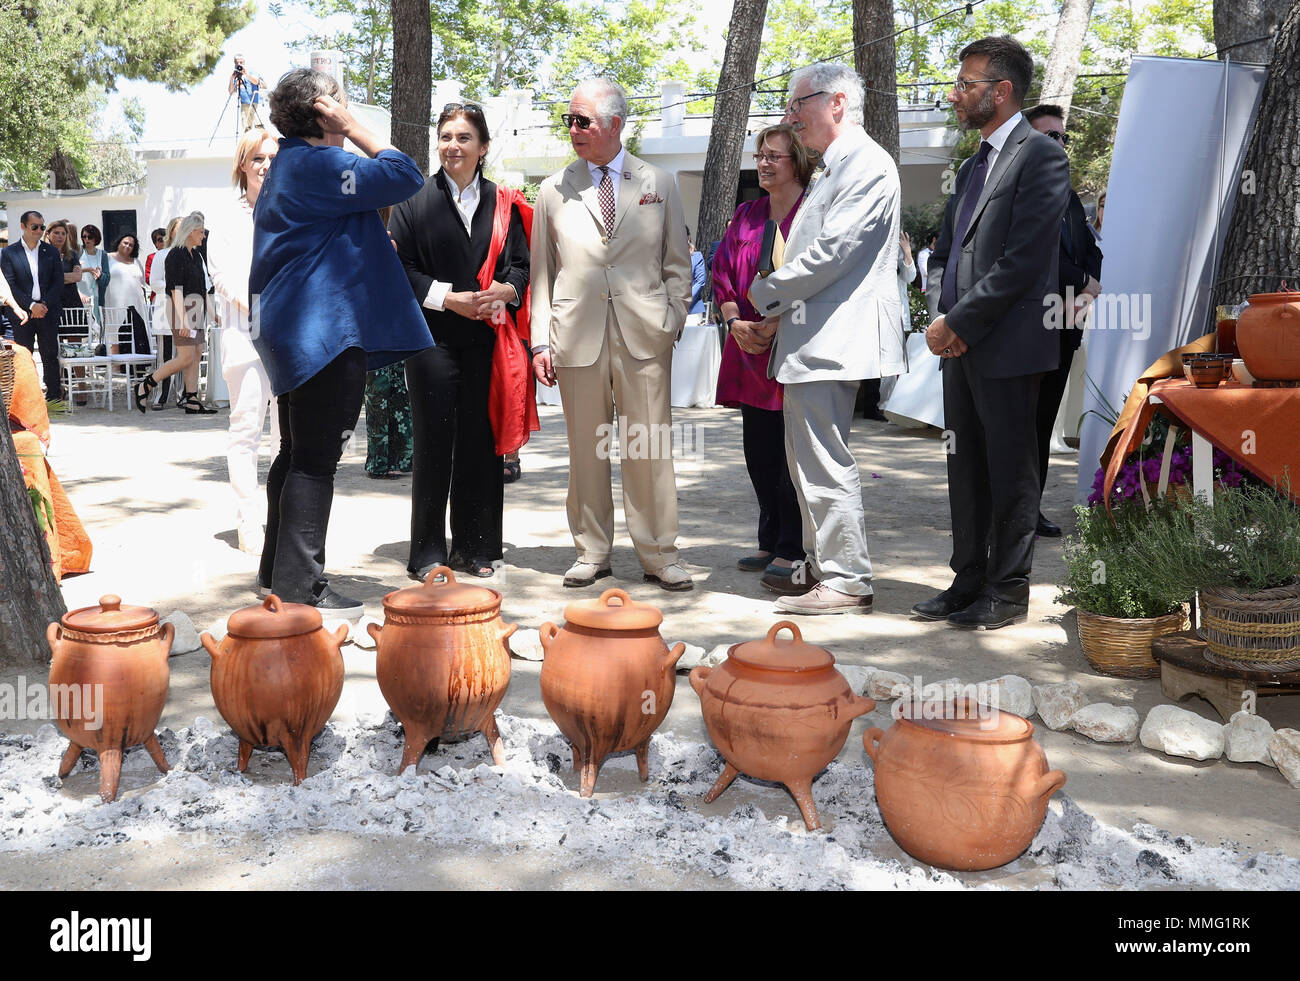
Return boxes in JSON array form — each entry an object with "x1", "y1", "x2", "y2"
[{"x1": 639, "y1": 192, "x2": 664, "y2": 205}]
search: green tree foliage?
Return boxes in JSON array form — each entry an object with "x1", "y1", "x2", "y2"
[{"x1": 287, "y1": 0, "x2": 394, "y2": 105}]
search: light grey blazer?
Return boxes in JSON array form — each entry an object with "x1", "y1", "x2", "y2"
[{"x1": 749, "y1": 125, "x2": 907, "y2": 385}]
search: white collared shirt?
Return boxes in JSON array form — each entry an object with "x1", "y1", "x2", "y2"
[
  {"x1": 587, "y1": 146, "x2": 627, "y2": 210},
  {"x1": 23, "y1": 239, "x2": 41, "y2": 302},
  {"x1": 981, "y1": 111, "x2": 1024, "y2": 172}
]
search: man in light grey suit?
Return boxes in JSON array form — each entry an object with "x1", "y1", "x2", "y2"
[{"x1": 748, "y1": 63, "x2": 906, "y2": 615}]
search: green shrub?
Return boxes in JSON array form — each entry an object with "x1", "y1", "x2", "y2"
[{"x1": 1056, "y1": 503, "x2": 1188, "y2": 618}]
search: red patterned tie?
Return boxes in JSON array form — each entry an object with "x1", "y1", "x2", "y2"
[{"x1": 597, "y1": 165, "x2": 615, "y2": 236}]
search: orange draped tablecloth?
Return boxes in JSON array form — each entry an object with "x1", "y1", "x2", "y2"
[
  {"x1": 5, "y1": 344, "x2": 91, "y2": 580},
  {"x1": 1102, "y1": 377, "x2": 1300, "y2": 509}
]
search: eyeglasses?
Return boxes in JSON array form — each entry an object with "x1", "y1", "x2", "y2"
[
  {"x1": 1045, "y1": 129, "x2": 1071, "y2": 147},
  {"x1": 753, "y1": 152, "x2": 791, "y2": 164},
  {"x1": 443, "y1": 102, "x2": 483, "y2": 116},
  {"x1": 27, "y1": 223, "x2": 45, "y2": 231},
  {"x1": 561, "y1": 113, "x2": 594, "y2": 130},
  {"x1": 952, "y1": 77, "x2": 1005, "y2": 93},
  {"x1": 784, "y1": 90, "x2": 827, "y2": 114}
]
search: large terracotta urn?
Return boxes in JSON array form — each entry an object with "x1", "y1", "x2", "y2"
[
  {"x1": 690, "y1": 621, "x2": 875, "y2": 831},
  {"x1": 539, "y1": 587, "x2": 686, "y2": 796},
  {"x1": 1236, "y1": 291, "x2": 1300, "y2": 381},
  {"x1": 367, "y1": 566, "x2": 516, "y2": 772},
  {"x1": 47, "y1": 595, "x2": 174, "y2": 802},
  {"x1": 200, "y1": 595, "x2": 347, "y2": 785},
  {"x1": 863, "y1": 697, "x2": 1067, "y2": 871}
]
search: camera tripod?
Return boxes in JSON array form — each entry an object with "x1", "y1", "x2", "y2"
[{"x1": 209, "y1": 71, "x2": 265, "y2": 146}]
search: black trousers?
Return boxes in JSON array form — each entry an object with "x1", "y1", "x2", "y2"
[
  {"x1": 1035, "y1": 342, "x2": 1076, "y2": 499},
  {"x1": 942, "y1": 356, "x2": 1043, "y2": 604},
  {"x1": 259, "y1": 347, "x2": 367, "y2": 603},
  {"x1": 405, "y1": 342, "x2": 503, "y2": 573},
  {"x1": 740, "y1": 403, "x2": 804, "y2": 561},
  {"x1": 12, "y1": 314, "x2": 62, "y2": 400}
]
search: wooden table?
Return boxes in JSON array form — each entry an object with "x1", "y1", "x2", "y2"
[{"x1": 1151, "y1": 630, "x2": 1300, "y2": 721}]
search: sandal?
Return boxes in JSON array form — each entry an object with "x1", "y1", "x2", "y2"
[
  {"x1": 134, "y1": 374, "x2": 158, "y2": 414},
  {"x1": 503, "y1": 459, "x2": 522, "y2": 483},
  {"x1": 179, "y1": 391, "x2": 217, "y2": 415},
  {"x1": 462, "y1": 558, "x2": 497, "y2": 578}
]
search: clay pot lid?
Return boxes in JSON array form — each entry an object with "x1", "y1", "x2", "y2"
[
  {"x1": 227, "y1": 594, "x2": 322, "y2": 639},
  {"x1": 1246, "y1": 290, "x2": 1300, "y2": 304},
  {"x1": 62, "y1": 595, "x2": 159, "y2": 634},
  {"x1": 382, "y1": 566, "x2": 501, "y2": 616},
  {"x1": 898, "y1": 695, "x2": 1034, "y2": 743},
  {"x1": 729, "y1": 621, "x2": 834, "y2": 673},
  {"x1": 563, "y1": 588, "x2": 663, "y2": 630}
]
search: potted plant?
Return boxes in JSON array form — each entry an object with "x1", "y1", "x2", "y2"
[{"x1": 1057, "y1": 503, "x2": 1191, "y2": 678}]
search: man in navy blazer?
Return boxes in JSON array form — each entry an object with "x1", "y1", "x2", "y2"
[
  {"x1": 2, "y1": 210, "x2": 65, "y2": 401},
  {"x1": 917, "y1": 36, "x2": 1070, "y2": 630}
]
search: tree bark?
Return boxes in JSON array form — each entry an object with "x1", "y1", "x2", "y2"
[
  {"x1": 1217, "y1": 0, "x2": 1300, "y2": 306},
  {"x1": 1040, "y1": 0, "x2": 1095, "y2": 124},
  {"x1": 1213, "y1": 0, "x2": 1290, "y2": 63},
  {"x1": 853, "y1": 0, "x2": 899, "y2": 163},
  {"x1": 390, "y1": 0, "x2": 432, "y2": 174},
  {"x1": 696, "y1": 0, "x2": 768, "y2": 251},
  {"x1": 0, "y1": 427, "x2": 65, "y2": 667},
  {"x1": 47, "y1": 150, "x2": 83, "y2": 190}
]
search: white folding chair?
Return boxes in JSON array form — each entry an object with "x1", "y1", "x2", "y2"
[
  {"x1": 57, "y1": 308, "x2": 112, "y2": 411},
  {"x1": 103, "y1": 305, "x2": 160, "y2": 411}
]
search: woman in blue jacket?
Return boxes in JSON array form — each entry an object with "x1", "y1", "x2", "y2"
[{"x1": 248, "y1": 68, "x2": 432, "y2": 618}]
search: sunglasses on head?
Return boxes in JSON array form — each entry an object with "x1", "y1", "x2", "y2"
[
  {"x1": 1046, "y1": 129, "x2": 1071, "y2": 147},
  {"x1": 443, "y1": 102, "x2": 483, "y2": 116},
  {"x1": 561, "y1": 113, "x2": 594, "y2": 130}
]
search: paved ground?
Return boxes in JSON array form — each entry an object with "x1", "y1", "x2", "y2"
[{"x1": 2, "y1": 397, "x2": 1296, "y2": 888}]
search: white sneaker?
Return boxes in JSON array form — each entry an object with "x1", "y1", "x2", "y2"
[
  {"x1": 237, "y1": 525, "x2": 264, "y2": 554},
  {"x1": 643, "y1": 562, "x2": 693, "y2": 592},
  {"x1": 563, "y1": 561, "x2": 612, "y2": 588}
]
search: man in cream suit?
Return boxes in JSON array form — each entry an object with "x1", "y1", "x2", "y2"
[
  {"x1": 531, "y1": 77, "x2": 693, "y2": 590},
  {"x1": 748, "y1": 63, "x2": 906, "y2": 614}
]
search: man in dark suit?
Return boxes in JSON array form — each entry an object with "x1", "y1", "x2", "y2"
[
  {"x1": 2, "y1": 210, "x2": 65, "y2": 401},
  {"x1": 915, "y1": 36, "x2": 1070, "y2": 629},
  {"x1": 1023, "y1": 103, "x2": 1104, "y2": 538}
]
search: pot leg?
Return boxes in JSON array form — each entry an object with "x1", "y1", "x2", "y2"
[
  {"x1": 281, "y1": 732, "x2": 309, "y2": 785},
  {"x1": 634, "y1": 740, "x2": 650, "y2": 783},
  {"x1": 482, "y1": 715, "x2": 507, "y2": 767},
  {"x1": 579, "y1": 756, "x2": 602, "y2": 798},
  {"x1": 98, "y1": 747, "x2": 123, "y2": 803},
  {"x1": 398, "y1": 729, "x2": 434, "y2": 774},
  {"x1": 144, "y1": 733, "x2": 170, "y2": 775},
  {"x1": 58, "y1": 742, "x2": 83, "y2": 778},
  {"x1": 237, "y1": 740, "x2": 254, "y2": 773},
  {"x1": 786, "y1": 779, "x2": 822, "y2": 832},
  {"x1": 703, "y1": 763, "x2": 740, "y2": 804}
]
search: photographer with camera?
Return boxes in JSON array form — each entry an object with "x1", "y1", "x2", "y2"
[{"x1": 228, "y1": 54, "x2": 263, "y2": 131}]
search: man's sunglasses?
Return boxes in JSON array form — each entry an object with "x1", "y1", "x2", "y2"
[
  {"x1": 561, "y1": 113, "x2": 594, "y2": 130},
  {"x1": 1045, "y1": 129, "x2": 1071, "y2": 147},
  {"x1": 27, "y1": 223, "x2": 46, "y2": 231}
]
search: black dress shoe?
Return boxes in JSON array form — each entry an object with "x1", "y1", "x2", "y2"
[
  {"x1": 947, "y1": 596, "x2": 1029, "y2": 630},
  {"x1": 912, "y1": 588, "x2": 979, "y2": 621},
  {"x1": 1036, "y1": 513, "x2": 1062, "y2": 538}
]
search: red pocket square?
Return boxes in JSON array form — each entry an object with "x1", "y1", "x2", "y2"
[{"x1": 639, "y1": 192, "x2": 664, "y2": 205}]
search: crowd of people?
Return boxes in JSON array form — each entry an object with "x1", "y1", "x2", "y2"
[{"x1": 3, "y1": 32, "x2": 1102, "y2": 630}]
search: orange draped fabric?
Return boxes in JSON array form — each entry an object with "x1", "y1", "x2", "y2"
[{"x1": 477, "y1": 187, "x2": 540, "y2": 457}]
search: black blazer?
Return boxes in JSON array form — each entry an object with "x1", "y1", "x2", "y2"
[
  {"x1": 926, "y1": 117, "x2": 1071, "y2": 378},
  {"x1": 388, "y1": 171, "x2": 529, "y2": 349},
  {"x1": 1058, "y1": 188, "x2": 1104, "y2": 354},
  {"x1": 1, "y1": 240, "x2": 64, "y2": 327}
]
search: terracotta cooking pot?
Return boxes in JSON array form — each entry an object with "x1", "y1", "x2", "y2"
[
  {"x1": 367, "y1": 566, "x2": 516, "y2": 772},
  {"x1": 200, "y1": 595, "x2": 347, "y2": 785},
  {"x1": 1236, "y1": 291, "x2": 1300, "y2": 381},
  {"x1": 690, "y1": 621, "x2": 875, "y2": 830},
  {"x1": 863, "y1": 697, "x2": 1067, "y2": 871},
  {"x1": 539, "y1": 587, "x2": 685, "y2": 797},
  {"x1": 47, "y1": 595, "x2": 174, "y2": 802}
]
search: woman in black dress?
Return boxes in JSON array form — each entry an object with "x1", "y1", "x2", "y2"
[{"x1": 388, "y1": 103, "x2": 529, "y2": 579}]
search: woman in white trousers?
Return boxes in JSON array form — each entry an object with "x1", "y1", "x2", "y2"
[{"x1": 208, "y1": 127, "x2": 280, "y2": 553}]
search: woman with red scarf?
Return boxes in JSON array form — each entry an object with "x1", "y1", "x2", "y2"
[{"x1": 388, "y1": 102, "x2": 537, "y2": 580}]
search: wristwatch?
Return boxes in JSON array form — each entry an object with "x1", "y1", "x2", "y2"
[{"x1": 726, "y1": 317, "x2": 740, "y2": 328}]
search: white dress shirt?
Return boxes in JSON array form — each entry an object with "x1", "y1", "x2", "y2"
[
  {"x1": 24, "y1": 239, "x2": 42, "y2": 302},
  {"x1": 587, "y1": 146, "x2": 627, "y2": 211},
  {"x1": 982, "y1": 111, "x2": 1024, "y2": 172}
]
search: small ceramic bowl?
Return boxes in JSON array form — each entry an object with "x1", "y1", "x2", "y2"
[
  {"x1": 1231, "y1": 359, "x2": 1256, "y2": 386},
  {"x1": 1188, "y1": 361, "x2": 1226, "y2": 389}
]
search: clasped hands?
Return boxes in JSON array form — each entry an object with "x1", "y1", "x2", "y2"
[
  {"x1": 444, "y1": 281, "x2": 515, "y2": 322},
  {"x1": 730, "y1": 317, "x2": 779, "y2": 355},
  {"x1": 926, "y1": 315, "x2": 968, "y2": 359}
]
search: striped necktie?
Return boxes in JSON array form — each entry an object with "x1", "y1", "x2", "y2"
[{"x1": 597, "y1": 165, "x2": 615, "y2": 236}]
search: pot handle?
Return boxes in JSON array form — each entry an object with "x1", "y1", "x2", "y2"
[
  {"x1": 1029, "y1": 769, "x2": 1068, "y2": 804},
  {"x1": 263, "y1": 594, "x2": 282, "y2": 613},
  {"x1": 200, "y1": 631, "x2": 222, "y2": 662},
  {"x1": 662, "y1": 641, "x2": 687, "y2": 672},
  {"x1": 862, "y1": 727, "x2": 885, "y2": 764},
  {"x1": 366, "y1": 621, "x2": 383, "y2": 646},
  {"x1": 500, "y1": 620, "x2": 519, "y2": 643},
  {"x1": 766, "y1": 620, "x2": 803, "y2": 645},
  {"x1": 330, "y1": 622, "x2": 350, "y2": 648},
  {"x1": 598, "y1": 587, "x2": 632, "y2": 607},
  {"x1": 539, "y1": 622, "x2": 559, "y2": 653},
  {"x1": 846, "y1": 694, "x2": 877, "y2": 720},
  {"x1": 160, "y1": 621, "x2": 175, "y2": 657},
  {"x1": 46, "y1": 621, "x2": 61, "y2": 659},
  {"x1": 688, "y1": 666, "x2": 711, "y2": 696},
  {"x1": 423, "y1": 565, "x2": 457, "y2": 585}
]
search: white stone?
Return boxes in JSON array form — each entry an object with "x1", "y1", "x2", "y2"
[
  {"x1": 1225, "y1": 712, "x2": 1276, "y2": 767},
  {"x1": 205, "y1": 615, "x2": 229, "y2": 644},
  {"x1": 675, "y1": 644, "x2": 728, "y2": 672},
  {"x1": 1139, "y1": 704, "x2": 1226, "y2": 761},
  {"x1": 1033, "y1": 682, "x2": 1089, "y2": 731},
  {"x1": 836, "y1": 665, "x2": 875, "y2": 696},
  {"x1": 891, "y1": 677, "x2": 962, "y2": 705},
  {"x1": 868, "y1": 670, "x2": 912, "y2": 700},
  {"x1": 980, "y1": 675, "x2": 1035, "y2": 718},
  {"x1": 352, "y1": 615, "x2": 383, "y2": 651},
  {"x1": 161, "y1": 611, "x2": 202, "y2": 656},
  {"x1": 1069, "y1": 703, "x2": 1140, "y2": 743},
  {"x1": 509, "y1": 628, "x2": 544, "y2": 661},
  {"x1": 1269, "y1": 729, "x2": 1300, "y2": 789}
]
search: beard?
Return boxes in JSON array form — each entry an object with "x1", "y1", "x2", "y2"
[{"x1": 958, "y1": 86, "x2": 996, "y2": 131}]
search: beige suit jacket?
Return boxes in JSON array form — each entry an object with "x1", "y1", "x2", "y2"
[{"x1": 529, "y1": 152, "x2": 691, "y2": 367}]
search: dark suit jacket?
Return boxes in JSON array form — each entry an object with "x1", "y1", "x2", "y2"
[
  {"x1": 1, "y1": 240, "x2": 64, "y2": 328},
  {"x1": 1059, "y1": 188, "x2": 1104, "y2": 354},
  {"x1": 388, "y1": 171, "x2": 529, "y2": 349},
  {"x1": 926, "y1": 116, "x2": 1070, "y2": 378}
]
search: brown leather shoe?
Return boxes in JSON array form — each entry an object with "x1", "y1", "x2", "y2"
[
  {"x1": 760, "y1": 562, "x2": 818, "y2": 595},
  {"x1": 775, "y1": 583, "x2": 873, "y2": 615}
]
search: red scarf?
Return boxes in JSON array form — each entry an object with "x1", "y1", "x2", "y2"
[{"x1": 478, "y1": 187, "x2": 540, "y2": 457}]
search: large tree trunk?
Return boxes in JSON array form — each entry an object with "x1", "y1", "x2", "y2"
[
  {"x1": 1213, "y1": 0, "x2": 1290, "y2": 63},
  {"x1": 47, "y1": 150, "x2": 83, "y2": 190},
  {"x1": 1040, "y1": 0, "x2": 1095, "y2": 124},
  {"x1": 853, "y1": 0, "x2": 899, "y2": 162},
  {"x1": 1217, "y1": 0, "x2": 1300, "y2": 306},
  {"x1": 696, "y1": 0, "x2": 768, "y2": 251},
  {"x1": 390, "y1": 0, "x2": 432, "y2": 174},
  {"x1": 0, "y1": 427, "x2": 65, "y2": 667}
]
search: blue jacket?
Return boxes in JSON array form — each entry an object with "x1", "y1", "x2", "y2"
[{"x1": 250, "y1": 138, "x2": 433, "y2": 395}]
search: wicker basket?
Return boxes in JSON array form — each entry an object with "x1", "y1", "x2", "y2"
[
  {"x1": 1200, "y1": 584, "x2": 1300, "y2": 671},
  {"x1": 1076, "y1": 607, "x2": 1190, "y2": 678},
  {"x1": 0, "y1": 341, "x2": 14, "y2": 416}
]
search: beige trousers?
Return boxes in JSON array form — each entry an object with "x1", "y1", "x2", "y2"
[{"x1": 555, "y1": 307, "x2": 680, "y2": 570}]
